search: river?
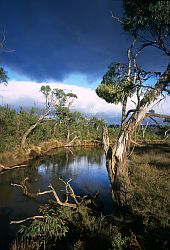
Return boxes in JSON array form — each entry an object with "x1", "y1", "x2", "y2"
[{"x1": 0, "y1": 147, "x2": 114, "y2": 250}]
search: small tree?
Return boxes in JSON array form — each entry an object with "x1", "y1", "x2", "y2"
[
  {"x1": 0, "y1": 67, "x2": 8, "y2": 85},
  {"x1": 40, "y1": 85, "x2": 51, "y2": 109},
  {"x1": 21, "y1": 87, "x2": 77, "y2": 148},
  {"x1": 96, "y1": 0, "x2": 170, "y2": 205},
  {"x1": 52, "y1": 88, "x2": 77, "y2": 140}
]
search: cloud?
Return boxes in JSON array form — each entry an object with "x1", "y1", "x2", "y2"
[
  {"x1": 1, "y1": 80, "x2": 169, "y2": 124},
  {"x1": 0, "y1": 80, "x2": 121, "y2": 116},
  {"x1": 0, "y1": 0, "x2": 168, "y2": 88}
]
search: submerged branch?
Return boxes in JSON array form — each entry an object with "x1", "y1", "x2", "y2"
[
  {"x1": 11, "y1": 177, "x2": 78, "y2": 208},
  {"x1": 10, "y1": 177, "x2": 97, "y2": 225}
]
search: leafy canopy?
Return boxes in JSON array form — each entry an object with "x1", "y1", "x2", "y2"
[
  {"x1": 123, "y1": 0, "x2": 170, "y2": 34},
  {"x1": 40, "y1": 85, "x2": 51, "y2": 97},
  {"x1": 96, "y1": 63, "x2": 134, "y2": 105},
  {"x1": 123, "y1": 0, "x2": 170, "y2": 55},
  {"x1": 0, "y1": 67, "x2": 8, "y2": 85},
  {"x1": 96, "y1": 1, "x2": 170, "y2": 106}
]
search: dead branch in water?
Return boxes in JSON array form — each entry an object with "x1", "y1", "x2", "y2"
[
  {"x1": 0, "y1": 164, "x2": 27, "y2": 173},
  {"x1": 11, "y1": 177, "x2": 78, "y2": 207},
  {"x1": 10, "y1": 177, "x2": 95, "y2": 225}
]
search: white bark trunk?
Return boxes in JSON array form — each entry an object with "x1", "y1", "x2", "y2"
[{"x1": 21, "y1": 109, "x2": 50, "y2": 149}]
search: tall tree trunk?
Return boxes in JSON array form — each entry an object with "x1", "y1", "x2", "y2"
[
  {"x1": 104, "y1": 63, "x2": 170, "y2": 206},
  {"x1": 104, "y1": 125, "x2": 132, "y2": 206},
  {"x1": 21, "y1": 109, "x2": 50, "y2": 149},
  {"x1": 121, "y1": 96, "x2": 127, "y2": 131}
]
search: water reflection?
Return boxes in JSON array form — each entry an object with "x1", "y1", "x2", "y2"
[{"x1": 0, "y1": 147, "x2": 114, "y2": 249}]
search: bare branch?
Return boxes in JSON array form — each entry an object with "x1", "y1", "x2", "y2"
[
  {"x1": 21, "y1": 107, "x2": 52, "y2": 148},
  {"x1": 64, "y1": 136, "x2": 78, "y2": 147},
  {"x1": 134, "y1": 41, "x2": 157, "y2": 58},
  {"x1": 141, "y1": 121, "x2": 149, "y2": 138},
  {"x1": 11, "y1": 177, "x2": 78, "y2": 208},
  {"x1": 59, "y1": 178, "x2": 80, "y2": 205},
  {"x1": 0, "y1": 164, "x2": 27, "y2": 173},
  {"x1": 110, "y1": 11, "x2": 123, "y2": 24},
  {"x1": 10, "y1": 216, "x2": 45, "y2": 225},
  {"x1": 145, "y1": 113, "x2": 170, "y2": 120},
  {"x1": 150, "y1": 116, "x2": 158, "y2": 124},
  {"x1": 65, "y1": 146, "x2": 74, "y2": 155},
  {"x1": 0, "y1": 30, "x2": 15, "y2": 53},
  {"x1": 164, "y1": 128, "x2": 170, "y2": 139},
  {"x1": 126, "y1": 109, "x2": 136, "y2": 118}
]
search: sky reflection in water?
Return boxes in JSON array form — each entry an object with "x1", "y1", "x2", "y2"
[{"x1": 0, "y1": 147, "x2": 114, "y2": 249}]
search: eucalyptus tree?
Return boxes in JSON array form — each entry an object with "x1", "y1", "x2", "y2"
[
  {"x1": 96, "y1": 0, "x2": 170, "y2": 205},
  {"x1": 0, "y1": 32, "x2": 12, "y2": 85},
  {"x1": 52, "y1": 88, "x2": 77, "y2": 140},
  {"x1": 40, "y1": 85, "x2": 51, "y2": 108},
  {"x1": 0, "y1": 67, "x2": 8, "y2": 85},
  {"x1": 21, "y1": 86, "x2": 77, "y2": 148}
]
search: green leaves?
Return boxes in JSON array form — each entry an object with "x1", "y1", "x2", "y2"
[
  {"x1": 96, "y1": 63, "x2": 133, "y2": 105},
  {"x1": 19, "y1": 215, "x2": 69, "y2": 240},
  {"x1": 0, "y1": 67, "x2": 8, "y2": 85},
  {"x1": 40, "y1": 85, "x2": 51, "y2": 107},
  {"x1": 123, "y1": 1, "x2": 170, "y2": 29},
  {"x1": 123, "y1": 0, "x2": 170, "y2": 53},
  {"x1": 52, "y1": 88, "x2": 77, "y2": 108},
  {"x1": 96, "y1": 83, "x2": 123, "y2": 105}
]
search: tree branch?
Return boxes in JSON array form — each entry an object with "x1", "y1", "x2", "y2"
[
  {"x1": 11, "y1": 177, "x2": 78, "y2": 208},
  {"x1": 64, "y1": 136, "x2": 78, "y2": 147},
  {"x1": 0, "y1": 164, "x2": 27, "y2": 173},
  {"x1": 21, "y1": 108, "x2": 52, "y2": 149},
  {"x1": 145, "y1": 113, "x2": 170, "y2": 120},
  {"x1": 10, "y1": 216, "x2": 45, "y2": 225},
  {"x1": 110, "y1": 11, "x2": 123, "y2": 24}
]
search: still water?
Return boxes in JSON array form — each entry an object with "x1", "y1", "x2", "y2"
[{"x1": 0, "y1": 147, "x2": 114, "y2": 249}]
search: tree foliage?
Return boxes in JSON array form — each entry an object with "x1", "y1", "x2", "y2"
[
  {"x1": 0, "y1": 105, "x2": 106, "y2": 152},
  {"x1": 40, "y1": 85, "x2": 51, "y2": 108},
  {"x1": 95, "y1": 0, "x2": 170, "y2": 206},
  {"x1": 96, "y1": 63, "x2": 134, "y2": 105},
  {"x1": 123, "y1": 0, "x2": 170, "y2": 55},
  {"x1": 0, "y1": 67, "x2": 8, "y2": 85}
]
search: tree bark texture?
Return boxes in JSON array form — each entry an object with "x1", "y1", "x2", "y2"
[
  {"x1": 21, "y1": 109, "x2": 50, "y2": 149},
  {"x1": 104, "y1": 63, "x2": 170, "y2": 206}
]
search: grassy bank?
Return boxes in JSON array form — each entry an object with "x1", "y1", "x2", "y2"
[
  {"x1": 129, "y1": 143, "x2": 170, "y2": 249},
  {"x1": 0, "y1": 139, "x2": 101, "y2": 171}
]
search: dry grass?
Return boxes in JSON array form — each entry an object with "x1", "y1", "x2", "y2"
[
  {"x1": 10, "y1": 237, "x2": 42, "y2": 250},
  {"x1": 129, "y1": 144, "x2": 170, "y2": 228}
]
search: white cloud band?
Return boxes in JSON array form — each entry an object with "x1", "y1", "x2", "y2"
[{"x1": 0, "y1": 80, "x2": 169, "y2": 123}]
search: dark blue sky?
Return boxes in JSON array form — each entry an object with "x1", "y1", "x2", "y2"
[{"x1": 0, "y1": 0, "x2": 168, "y2": 86}]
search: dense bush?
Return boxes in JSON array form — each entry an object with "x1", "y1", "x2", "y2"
[
  {"x1": 0, "y1": 105, "x2": 169, "y2": 153},
  {"x1": 0, "y1": 105, "x2": 106, "y2": 152}
]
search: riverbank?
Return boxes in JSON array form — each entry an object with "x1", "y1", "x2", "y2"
[
  {"x1": 1, "y1": 139, "x2": 169, "y2": 173},
  {"x1": 0, "y1": 139, "x2": 101, "y2": 173}
]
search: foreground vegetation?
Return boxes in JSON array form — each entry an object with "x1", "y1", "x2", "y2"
[{"x1": 8, "y1": 144, "x2": 169, "y2": 250}]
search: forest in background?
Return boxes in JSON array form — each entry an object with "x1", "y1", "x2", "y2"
[{"x1": 0, "y1": 103, "x2": 169, "y2": 153}]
